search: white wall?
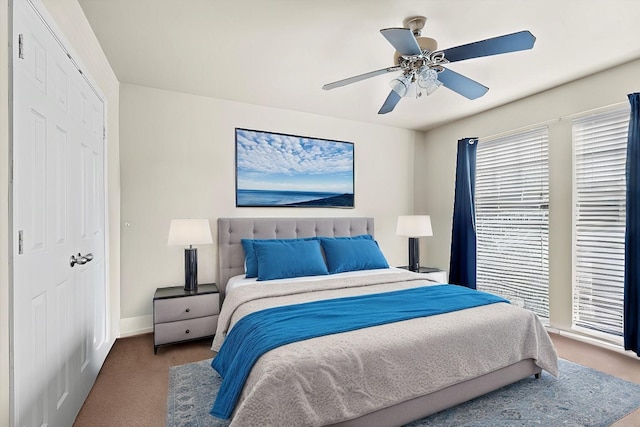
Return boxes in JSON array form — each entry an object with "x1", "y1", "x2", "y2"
[
  {"x1": 119, "y1": 83, "x2": 421, "y2": 334},
  {"x1": 1, "y1": 1, "x2": 120, "y2": 424},
  {"x1": 419, "y1": 58, "x2": 640, "y2": 332}
]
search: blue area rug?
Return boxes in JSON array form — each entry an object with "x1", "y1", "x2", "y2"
[{"x1": 167, "y1": 358, "x2": 640, "y2": 427}]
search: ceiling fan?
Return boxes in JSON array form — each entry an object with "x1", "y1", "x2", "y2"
[{"x1": 322, "y1": 16, "x2": 536, "y2": 114}]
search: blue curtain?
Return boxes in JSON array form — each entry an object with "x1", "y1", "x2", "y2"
[
  {"x1": 625, "y1": 93, "x2": 640, "y2": 356},
  {"x1": 449, "y1": 138, "x2": 478, "y2": 289}
]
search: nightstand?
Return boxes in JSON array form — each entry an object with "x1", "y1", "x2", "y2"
[
  {"x1": 397, "y1": 266, "x2": 448, "y2": 284},
  {"x1": 153, "y1": 283, "x2": 220, "y2": 354}
]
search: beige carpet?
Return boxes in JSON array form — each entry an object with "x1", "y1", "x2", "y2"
[{"x1": 74, "y1": 332, "x2": 640, "y2": 426}]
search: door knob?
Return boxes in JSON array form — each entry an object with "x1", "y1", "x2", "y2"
[{"x1": 69, "y1": 252, "x2": 94, "y2": 267}]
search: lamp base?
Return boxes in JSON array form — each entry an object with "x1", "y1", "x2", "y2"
[
  {"x1": 184, "y1": 247, "x2": 198, "y2": 292},
  {"x1": 408, "y1": 237, "x2": 420, "y2": 272}
]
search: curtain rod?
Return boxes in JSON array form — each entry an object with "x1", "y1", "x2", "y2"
[{"x1": 475, "y1": 99, "x2": 630, "y2": 142}]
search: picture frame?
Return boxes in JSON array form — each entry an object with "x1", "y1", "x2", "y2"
[{"x1": 235, "y1": 128, "x2": 354, "y2": 208}]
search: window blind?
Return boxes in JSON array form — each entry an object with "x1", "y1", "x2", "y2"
[
  {"x1": 476, "y1": 127, "x2": 549, "y2": 319},
  {"x1": 572, "y1": 108, "x2": 629, "y2": 337}
]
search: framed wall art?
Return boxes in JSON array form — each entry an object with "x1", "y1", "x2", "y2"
[{"x1": 235, "y1": 128, "x2": 354, "y2": 208}]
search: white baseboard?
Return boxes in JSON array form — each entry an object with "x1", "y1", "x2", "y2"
[{"x1": 120, "y1": 315, "x2": 153, "y2": 337}]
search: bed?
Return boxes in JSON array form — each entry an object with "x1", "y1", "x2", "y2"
[{"x1": 212, "y1": 217, "x2": 558, "y2": 427}]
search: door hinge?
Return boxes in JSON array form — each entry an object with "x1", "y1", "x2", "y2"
[
  {"x1": 18, "y1": 34, "x2": 24, "y2": 59},
  {"x1": 18, "y1": 230, "x2": 23, "y2": 254},
  {"x1": 103, "y1": 126, "x2": 106, "y2": 141}
]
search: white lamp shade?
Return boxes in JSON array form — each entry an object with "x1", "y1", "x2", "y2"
[
  {"x1": 167, "y1": 219, "x2": 213, "y2": 246},
  {"x1": 396, "y1": 215, "x2": 433, "y2": 237}
]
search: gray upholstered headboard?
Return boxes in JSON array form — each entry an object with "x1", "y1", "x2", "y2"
[{"x1": 217, "y1": 217, "x2": 374, "y2": 296}]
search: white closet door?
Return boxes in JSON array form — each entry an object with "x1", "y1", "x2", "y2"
[{"x1": 12, "y1": 0, "x2": 109, "y2": 425}]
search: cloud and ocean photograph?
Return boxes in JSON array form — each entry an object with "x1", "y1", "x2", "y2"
[{"x1": 235, "y1": 128, "x2": 354, "y2": 207}]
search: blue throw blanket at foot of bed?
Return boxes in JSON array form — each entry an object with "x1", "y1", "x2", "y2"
[{"x1": 210, "y1": 284, "x2": 509, "y2": 419}]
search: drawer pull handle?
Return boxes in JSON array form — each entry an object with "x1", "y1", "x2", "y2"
[
  {"x1": 185, "y1": 308, "x2": 190, "y2": 313},
  {"x1": 185, "y1": 329, "x2": 190, "y2": 334}
]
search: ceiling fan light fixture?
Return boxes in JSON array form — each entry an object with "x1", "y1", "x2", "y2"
[
  {"x1": 418, "y1": 67, "x2": 438, "y2": 87},
  {"x1": 422, "y1": 79, "x2": 442, "y2": 96},
  {"x1": 417, "y1": 67, "x2": 442, "y2": 95},
  {"x1": 407, "y1": 80, "x2": 419, "y2": 98},
  {"x1": 390, "y1": 74, "x2": 412, "y2": 97}
]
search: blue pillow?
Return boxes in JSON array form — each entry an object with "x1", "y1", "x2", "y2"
[
  {"x1": 320, "y1": 238, "x2": 389, "y2": 274},
  {"x1": 253, "y1": 239, "x2": 329, "y2": 281},
  {"x1": 241, "y1": 237, "x2": 315, "y2": 278},
  {"x1": 242, "y1": 235, "x2": 372, "y2": 278},
  {"x1": 240, "y1": 239, "x2": 261, "y2": 278}
]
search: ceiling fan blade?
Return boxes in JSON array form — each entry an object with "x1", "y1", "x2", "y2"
[
  {"x1": 378, "y1": 90, "x2": 402, "y2": 114},
  {"x1": 323, "y1": 66, "x2": 401, "y2": 90},
  {"x1": 438, "y1": 68, "x2": 489, "y2": 100},
  {"x1": 442, "y1": 30, "x2": 536, "y2": 63},
  {"x1": 380, "y1": 28, "x2": 422, "y2": 56}
]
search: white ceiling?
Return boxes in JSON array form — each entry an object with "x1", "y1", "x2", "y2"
[{"x1": 78, "y1": 0, "x2": 640, "y2": 131}]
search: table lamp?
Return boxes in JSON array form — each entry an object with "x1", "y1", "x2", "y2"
[
  {"x1": 396, "y1": 215, "x2": 433, "y2": 272},
  {"x1": 168, "y1": 218, "x2": 213, "y2": 291}
]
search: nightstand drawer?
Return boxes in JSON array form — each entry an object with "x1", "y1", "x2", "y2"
[
  {"x1": 154, "y1": 292, "x2": 219, "y2": 323},
  {"x1": 154, "y1": 315, "x2": 218, "y2": 345}
]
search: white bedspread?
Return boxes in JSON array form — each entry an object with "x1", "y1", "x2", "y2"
[{"x1": 211, "y1": 271, "x2": 558, "y2": 427}]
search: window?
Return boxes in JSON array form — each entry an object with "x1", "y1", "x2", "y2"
[
  {"x1": 572, "y1": 108, "x2": 629, "y2": 338},
  {"x1": 476, "y1": 127, "x2": 550, "y2": 319}
]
